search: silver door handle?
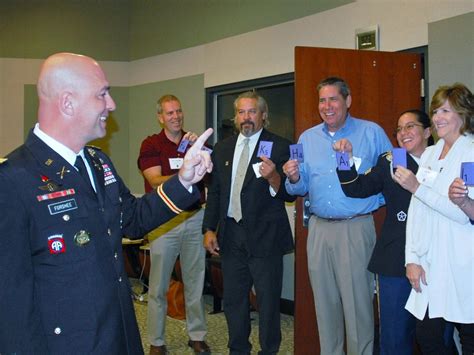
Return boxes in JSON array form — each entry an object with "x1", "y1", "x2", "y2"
[{"x1": 302, "y1": 197, "x2": 311, "y2": 228}]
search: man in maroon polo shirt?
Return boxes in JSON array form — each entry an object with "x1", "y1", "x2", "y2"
[{"x1": 138, "y1": 95, "x2": 209, "y2": 355}]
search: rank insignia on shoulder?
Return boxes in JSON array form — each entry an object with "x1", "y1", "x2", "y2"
[
  {"x1": 0, "y1": 158, "x2": 7, "y2": 164},
  {"x1": 48, "y1": 234, "x2": 66, "y2": 254}
]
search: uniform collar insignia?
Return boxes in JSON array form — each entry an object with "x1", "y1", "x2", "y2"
[
  {"x1": 86, "y1": 148, "x2": 103, "y2": 171},
  {"x1": 56, "y1": 166, "x2": 71, "y2": 180},
  {"x1": 45, "y1": 158, "x2": 53, "y2": 166}
]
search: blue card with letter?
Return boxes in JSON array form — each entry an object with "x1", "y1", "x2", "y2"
[
  {"x1": 289, "y1": 144, "x2": 304, "y2": 163},
  {"x1": 461, "y1": 162, "x2": 474, "y2": 186},
  {"x1": 258, "y1": 141, "x2": 273, "y2": 158},
  {"x1": 392, "y1": 148, "x2": 407, "y2": 168},
  {"x1": 336, "y1": 152, "x2": 350, "y2": 170}
]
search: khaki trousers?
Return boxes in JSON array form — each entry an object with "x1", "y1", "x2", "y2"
[{"x1": 307, "y1": 214, "x2": 375, "y2": 355}]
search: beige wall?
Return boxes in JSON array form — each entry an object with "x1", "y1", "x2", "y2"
[{"x1": 428, "y1": 12, "x2": 474, "y2": 93}]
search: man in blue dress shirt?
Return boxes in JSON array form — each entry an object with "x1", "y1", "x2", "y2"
[{"x1": 284, "y1": 77, "x2": 392, "y2": 355}]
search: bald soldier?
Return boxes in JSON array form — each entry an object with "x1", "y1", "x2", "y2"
[{"x1": 0, "y1": 53, "x2": 212, "y2": 354}]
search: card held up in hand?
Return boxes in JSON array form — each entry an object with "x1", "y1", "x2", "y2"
[
  {"x1": 289, "y1": 144, "x2": 304, "y2": 163},
  {"x1": 461, "y1": 162, "x2": 474, "y2": 186},
  {"x1": 177, "y1": 139, "x2": 190, "y2": 153},
  {"x1": 336, "y1": 152, "x2": 350, "y2": 171},
  {"x1": 258, "y1": 141, "x2": 273, "y2": 158},
  {"x1": 392, "y1": 148, "x2": 407, "y2": 168}
]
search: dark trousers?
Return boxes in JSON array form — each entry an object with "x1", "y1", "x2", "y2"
[
  {"x1": 458, "y1": 323, "x2": 474, "y2": 354},
  {"x1": 416, "y1": 311, "x2": 455, "y2": 354},
  {"x1": 221, "y1": 219, "x2": 282, "y2": 355},
  {"x1": 378, "y1": 275, "x2": 416, "y2": 355}
]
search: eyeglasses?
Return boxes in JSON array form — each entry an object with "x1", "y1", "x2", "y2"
[{"x1": 395, "y1": 122, "x2": 424, "y2": 134}]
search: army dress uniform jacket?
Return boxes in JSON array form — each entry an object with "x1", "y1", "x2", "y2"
[
  {"x1": 0, "y1": 132, "x2": 200, "y2": 354},
  {"x1": 337, "y1": 151, "x2": 419, "y2": 276}
]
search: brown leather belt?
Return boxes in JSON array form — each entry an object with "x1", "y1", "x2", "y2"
[{"x1": 316, "y1": 212, "x2": 372, "y2": 222}]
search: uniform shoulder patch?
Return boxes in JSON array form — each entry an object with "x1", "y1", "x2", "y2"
[{"x1": 383, "y1": 151, "x2": 392, "y2": 162}]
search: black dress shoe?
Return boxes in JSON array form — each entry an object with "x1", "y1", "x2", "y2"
[{"x1": 188, "y1": 340, "x2": 211, "y2": 353}]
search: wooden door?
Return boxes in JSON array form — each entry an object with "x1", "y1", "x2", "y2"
[{"x1": 294, "y1": 47, "x2": 422, "y2": 354}]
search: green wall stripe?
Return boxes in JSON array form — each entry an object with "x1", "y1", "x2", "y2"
[
  {"x1": 0, "y1": 0, "x2": 130, "y2": 60},
  {"x1": 129, "y1": 0, "x2": 353, "y2": 60},
  {"x1": 1, "y1": 0, "x2": 352, "y2": 61}
]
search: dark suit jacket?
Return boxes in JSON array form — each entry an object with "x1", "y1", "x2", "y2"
[
  {"x1": 337, "y1": 151, "x2": 418, "y2": 277},
  {"x1": 203, "y1": 129, "x2": 296, "y2": 257},
  {"x1": 0, "y1": 132, "x2": 199, "y2": 354}
]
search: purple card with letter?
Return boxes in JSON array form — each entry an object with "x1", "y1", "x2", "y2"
[
  {"x1": 392, "y1": 148, "x2": 407, "y2": 168},
  {"x1": 177, "y1": 139, "x2": 190, "y2": 153},
  {"x1": 336, "y1": 152, "x2": 350, "y2": 170},
  {"x1": 201, "y1": 146, "x2": 213, "y2": 154},
  {"x1": 461, "y1": 162, "x2": 474, "y2": 186},
  {"x1": 257, "y1": 141, "x2": 273, "y2": 158},
  {"x1": 289, "y1": 144, "x2": 304, "y2": 163}
]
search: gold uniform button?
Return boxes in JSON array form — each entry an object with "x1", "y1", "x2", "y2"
[{"x1": 62, "y1": 214, "x2": 70, "y2": 221}]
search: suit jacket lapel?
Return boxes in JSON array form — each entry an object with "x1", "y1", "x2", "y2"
[{"x1": 222, "y1": 135, "x2": 238, "y2": 198}]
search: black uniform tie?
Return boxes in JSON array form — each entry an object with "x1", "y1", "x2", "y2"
[{"x1": 74, "y1": 155, "x2": 94, "y2": 192}]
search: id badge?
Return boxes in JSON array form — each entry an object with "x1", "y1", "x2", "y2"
[
  {"x1": 416, "y1": 166, "x2": 438, "y2": 187},
  {"x1": 169, "y1": 158, "x2": 184, "y2": 170}
]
